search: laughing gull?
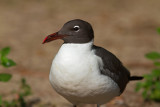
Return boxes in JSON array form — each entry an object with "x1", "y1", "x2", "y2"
[{"x1": 43, "y1": 19, "x2": 143, "y2": 107}]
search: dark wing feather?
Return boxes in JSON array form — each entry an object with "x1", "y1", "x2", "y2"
[{"x1": 93, "y1": 45, "x2": 130, "y2": 93}]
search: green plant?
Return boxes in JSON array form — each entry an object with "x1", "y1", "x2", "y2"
[
  {"x1": 0, "y1": 47, "x2": 16, "y2": 82},
  {"x1": 135, "y1": 28, "x2": 160, "y2": 102},
  {"x1": 18, "y1": 78, "x2": 32, "y2": 107},
  {"x1": 0, "y1": 47, "x2": 32, "y2": 107},
  {"x1": 0, "y1": 78, "x2": 32, "y2": 107},
  {"x1": 0, "y1": 47, "x2": 16, "y2": 68}
]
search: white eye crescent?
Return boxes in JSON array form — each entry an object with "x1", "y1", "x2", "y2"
[{"x1": 73, "y1": 25, "x2": 80, "y2": 32}]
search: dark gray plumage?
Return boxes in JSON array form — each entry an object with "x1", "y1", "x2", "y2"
[
  {"x1": 93, "y1": 45, "x2": 130, "y2": 93},
  {"x1": 59, "y1": 19, "x2": 94, "y2": 43}
]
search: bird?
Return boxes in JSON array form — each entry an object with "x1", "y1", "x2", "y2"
[{"x1": 42, "y1": 19, "x2": 143, "y2": 107}]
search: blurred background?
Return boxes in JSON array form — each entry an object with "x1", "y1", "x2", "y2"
[{"x1": 0, "y1": 0, "x2": 160, "y2": 107}]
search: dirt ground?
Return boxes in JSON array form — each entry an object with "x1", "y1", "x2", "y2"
[{"x1": 0, "y1": 0, "x2": 160, "y2": 107}]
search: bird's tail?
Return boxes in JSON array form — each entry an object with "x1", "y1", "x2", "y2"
[{"x1": 129, "y1": 76, "x2": 143, "y2": 81}]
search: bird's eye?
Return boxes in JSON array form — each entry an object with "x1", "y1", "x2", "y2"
[{"x1": 73, "y1": 25, "x2": 80, "y2": 32}]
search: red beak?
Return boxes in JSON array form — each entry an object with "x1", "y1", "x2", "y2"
[{"x1": 42, "y1": 32, "x2": 66, "y2": 44}]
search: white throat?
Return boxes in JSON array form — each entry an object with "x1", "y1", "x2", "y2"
[
  {"x1": 60, "y1": 40, "x2": 93, "y2": 54},
  {"x1": 53, "y1": 40, "x2": 94, "y2": 67}
]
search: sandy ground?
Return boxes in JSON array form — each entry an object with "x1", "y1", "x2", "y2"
[{"x1": 0, "y1": 0, "x2": 160, "y2": 107}]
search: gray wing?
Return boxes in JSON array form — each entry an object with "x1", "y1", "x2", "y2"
[{"x1": 93, "y1": 45, "x2": 130, "y2": 93}]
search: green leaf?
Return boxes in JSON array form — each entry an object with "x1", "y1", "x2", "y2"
[
  {"x1": 150, "y1": 90, "x2": 160, "y2": 101},
  {"x1": 143, "y1": 74, "x2": 154, "y2": 80},
  {"x1": 157, "y1": 27, "x2": 160, "y2": 35},
  {"x1": 20, "y1": 78, "x2": 31, "y2": 96},
  {"x1": 152, "y1": 69, "x2": 160, "y2": 77},
  {"x1": 1, "y1": 57, "x2": 16, "y2": 67},
  {"x1": 7, "y1": 59, "x2": 16, "y2": 67},
  {"x1": 142, "y1": 90, "x2": 148, "y2": 99},
  {"x1": 155, "y1": 82, "x2": 160, "y2": 90},
  {"x1": 154, "y1": 61, "x2": 160, "y2": 67},
  {"x1": 0, "y1": 73, "x2": 12, "y2": 82},
  {"x1": 0, "y1": 47, "x2": 10, "y2": 57},
  {"x1": 1, "y1": 57, "x2": 9, "y2": 67},
  {"x1": 135, "y1": 82, "x2": 142, "y2": 92},
  {"x1": 145, "y1": 52, "x2": 160, "y2": 60}
]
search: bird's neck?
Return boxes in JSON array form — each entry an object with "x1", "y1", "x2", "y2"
[{"x1": 60, "y1": 40, "x2": 94, "y2": 53}]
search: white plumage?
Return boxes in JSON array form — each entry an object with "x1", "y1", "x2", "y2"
[{"x1": 49, "y1": 41, "x2": 120, "y2": 105}]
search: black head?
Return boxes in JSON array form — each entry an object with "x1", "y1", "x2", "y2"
[{"x1": 43, "y1": 19, "x2": 94, "y2": 44}]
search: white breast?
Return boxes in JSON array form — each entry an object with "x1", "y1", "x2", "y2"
[{"x1": 49, "y1": 41, "x2": 120, "y2": 105}]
